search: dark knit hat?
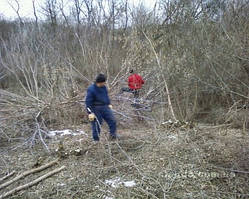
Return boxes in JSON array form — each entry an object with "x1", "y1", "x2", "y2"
[{"x1": 95, "y1": 73, "x2": 106, "y2": 83}]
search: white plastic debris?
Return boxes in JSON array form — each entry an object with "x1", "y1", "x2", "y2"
[
  {"x1": 105, "y1": 197, "x2": 114, "y2": 199},
  {"x1": 162, "y1": 119, "x2": 173, "y2": 125},
  {"x1": 105, "y1": 177, "x2": 136, "y2": 188},
  {"x1": 105, "y1": 177, "x2": 122, "y2": 188},
  {"x1": 47, "y1": 129, "x2": 87, "y2": 138},
  {"x1": 123, "y1": 180, "x2": 136, "y2": 187},
  {"x1": 168, "y1": 135, "x2": 177, "y2": 140},
  {"x1": 57, "y1": 183, "x2": 66, "y2": 187}
]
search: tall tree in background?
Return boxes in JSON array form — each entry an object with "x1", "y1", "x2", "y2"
[
  {"x1": 32, "y1": 0, "x2": 39, "y2": 27},
  {"x1": 41, "y1": 0, "x2": 58, "y2": 31},
  {"x1": 8, "y1": 0, "x2": 23, "y2": 26}
]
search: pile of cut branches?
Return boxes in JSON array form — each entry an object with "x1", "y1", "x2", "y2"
[{"x1": 0, "y1": 159, "x2": 65, "y2": 199}]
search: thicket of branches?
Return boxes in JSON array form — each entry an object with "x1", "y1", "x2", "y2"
[{"x1": 0, "y1": 0, "x2": 249, "y2": 143}]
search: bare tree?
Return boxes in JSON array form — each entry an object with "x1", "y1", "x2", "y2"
[
  {"x1": 84, "y1": 0, "x2": 94, "y2": 25},
  {"x1": 41, "y1": 0, "x2": 58, "y2": 30},
  {"x1": 111, "y1": 0, "x2": 115, "y2": 41},
  {"x1": 124, "y1": 0, "x2": 128, "y2": 30},
  {"x1": 32, "y1": 0, "x2": 39, "y2": 27},
  {"x1": 71, "y1": 0, "x2": 95, "y2": 32},
  {"x1": 59, "y1": 0, "x2": 69, "y2": 26},
  {"x1": 8, "y1": 0, "x2": 23, "y2": 25},
  {"x1": 73, "y1": 0, "x2": 83, "y2": 25}
]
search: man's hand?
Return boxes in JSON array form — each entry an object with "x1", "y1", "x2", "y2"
[
  {"x1": 88, "y1": 113, "x2": 95, "y2": 121},
  {"x1": 108, "y1": 105, "x2": 113, "y2": 109}
]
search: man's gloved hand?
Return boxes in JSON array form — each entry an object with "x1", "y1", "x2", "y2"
[
  {"x1": 108, "y1": 105, "x2": 113, "y2": 109},
  {"x1": 88, "y1": 113, "x2": 95, "y2": 121}
]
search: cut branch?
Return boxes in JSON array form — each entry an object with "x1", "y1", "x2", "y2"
[
  {"x1": 0, "y1": 159, "x2": 58, "y2": 190},
  {"x1": 0, "y1": 166, "x2": 66, "y2": 199},
  {"x1": 142, "y1": 31, "x2": 177, "y2": 121},
  {"x1": 0, "y1": 171, "x2": 16, "y2": 184}
]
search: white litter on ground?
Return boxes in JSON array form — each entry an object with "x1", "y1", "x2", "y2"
[
  {"x1": 47, "y1": 129, "x2": 87, "y2": 137},
  {"x1": 57, "y1": 183, "x2": 66, "y2": 187},
  {"x1": 123, "y1": 180, "x2": 136, "y2": 187},
  {"x1": 161, "y1": 119, "x2": 173, "y2": 125},
  {"x1": 168, "y1": 135, "x2": 177, "y2": 140},
  {"x1": 105, "y1": 177, "x2": 136, "y2": 188},
  {"x1": 104, "y1": 197, "x2": 114, "y2": 199},
  {"x1": 74, "y1": 149, "x2": 81, "y2": 153},
  {"x1": 105, "y1": 177, "x2": 122, "y2": 188}
]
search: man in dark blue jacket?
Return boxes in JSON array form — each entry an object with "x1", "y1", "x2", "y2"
[{"x1": 85, "y1": 74, "x2": 117, "y2": 141}]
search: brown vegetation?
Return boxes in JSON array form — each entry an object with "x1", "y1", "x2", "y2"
[{"x1": 0, "y1": 0, "x2": 249, "y2": 198}]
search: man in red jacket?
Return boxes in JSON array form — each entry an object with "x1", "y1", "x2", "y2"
[{"x1": 121, "y1": 69, "x2": 145, "y2": 98}]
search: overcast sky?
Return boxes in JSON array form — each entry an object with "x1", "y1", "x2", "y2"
[{"x1": 0, "y1": 0, "x2": 157, "y2": 20}]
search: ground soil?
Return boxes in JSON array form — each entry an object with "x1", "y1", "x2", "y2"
[{"x1": 0, "y1": 124, "x2": 249, "y2": 199}]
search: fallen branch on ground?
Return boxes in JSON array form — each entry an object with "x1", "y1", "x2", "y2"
[
  {"x1": 0, "y1": 159, "x2": 58, "y2": 190},
  {"x1": 0, "y1": 166, "x2": 66, "y2": 199},
  {"x1": 0, "y1": 171, "x2": 16, "y2": 184}
]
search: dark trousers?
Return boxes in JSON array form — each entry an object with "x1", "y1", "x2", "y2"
[
  {"x1": 91, "y1": 105, "x2": 117, "y2": 141},
  {"x1": 121, "y1": 88, "x2": 139, "y2": 98}
]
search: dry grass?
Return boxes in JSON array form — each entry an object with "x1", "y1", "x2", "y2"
[
  {"x1": 0, "y1": 1, "x2": 249, "y2": 198},
  {"x1": 0, "y1": 124, "x2": 248, "y2": 199}
]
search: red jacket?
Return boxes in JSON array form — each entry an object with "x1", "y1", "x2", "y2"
[{"x1": 128, "y1": 74, "x2": 145, "y2": 90}]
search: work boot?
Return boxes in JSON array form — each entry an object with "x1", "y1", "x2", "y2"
[
  {"x1": 131, "y1": 103, "x2": 141, "y2": 109},
  {"x1": 109, "y1": 134, "x2": 119, "y2": 141},
  {"x1": 119, "y1": 90, "x2": 123, "y2": 95}
]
